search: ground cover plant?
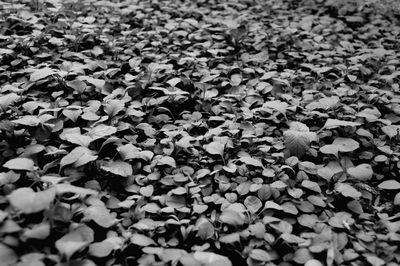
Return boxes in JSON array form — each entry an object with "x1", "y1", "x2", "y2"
[{"x1": 0, "y1": 0, "x2": 400, "y2": 265}]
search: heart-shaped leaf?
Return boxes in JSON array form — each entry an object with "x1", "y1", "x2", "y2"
[{"x1": 347, "y1": 164, "x2": 373, "y2": 180}]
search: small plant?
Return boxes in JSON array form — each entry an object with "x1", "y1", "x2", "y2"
[{"x1": 222, "y1": 20, "x2": 249, "y2": 55}]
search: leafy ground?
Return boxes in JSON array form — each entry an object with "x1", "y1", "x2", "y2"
[{"x1": 1, "y1": 0, "x2": 400, "y2": 265}]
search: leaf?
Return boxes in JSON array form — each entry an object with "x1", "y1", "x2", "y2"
[
  {"x1": 347, "y1": 164, "x2": 373, "y2": 180},
  {"x1": 88, "y1": 124, "x2": 117, "y2": 140},
  {"x1": 131, "y1": 233, "x2": 156, "y2": 246},
  {"x1": 0, "y1": 48, "x2": 14, "y2": 55},
  {"x1": 63, "y1": 109, "x2": 82, "y2": 123},
  {"x1": 0, "y1": 93, "x2": 19, "y2": 111},
  {"x1": 3, "y1": 158, "x2": 35, "y2": 171},
  {"x1": 0, "y1": 243, "x2": 17, "y2": 266},
  {"x1": 248, "y1": 249, "x2": 271, "y2": 262},
  {"x1": 301, "y1": 180, "x2": 321, "y2": 193},
  {"x1": 196, "y1": 217, "x2": 215, "y2": 240},
  {"x1": 304, "y1": 259, "x2": 324, "y2": 266},
  {"x1": 230, "y1": 74, "x2": 242, "y2": 86},
  {"x1": 394, "y1": 192, "x2": 400, "y2": 205},
  {"x1": 219, "y1": 232, "x2": 240, "y2": 244},
  {"x1": 332, "y1": 137, "x2": 360, "y2": 152},
  {"x1": 55, "y1": 225, "x2": 94, "y2": 260},
  {"x1": 378, "y1": 180, "x2": 400, "y2": 190},
  {"x1": 66, "y1": 80, "x2": 87, "y2": 93},
  {"x1": 347, "y1": 199, "x2": 364, "y2": 214},
  {"x1": 23, "y1": 222, "x2": 51, "y2": 240},
  {"x1": 306, "y1": 96, "x2": 339, "y2": 110},
  {"x1": 55, "y1": 183, "x2": 98, "y2": 197},
  {"x1": 204, "y1": 141, "x2": 225, "y2": 156},
  {"x1": 11, "y1": 115, "x2": 41, "y2": 126},
  {"x1": 381, "y1": 125, "x2": 400, "y2": 139},
  {"x1": 101, "y1": 161, "x2": 133, "y2": 177},
  {"x1": 118, "y1": 144, "x2": 154, "y2": 161},
  {"x1": 60, "y1": 146, "x2": 97, "y2": 169},
  {"x1": 317, "y1": 166, "x2": 335, "y2": 181},
  {"x1": 364, "y1": 255, "x2": 385, "y2": 266},
  {"x1": 104, "y1": 99, "x2": 125, "y2": 117},
  {"x1": 284, "y1": 122, "x2": 317, "y2": 158},
  {"x1": 297, "y1": 214, "x2": 318, "y2": 228},
  {"x1": 219, "y1": 209, "x2": 246, "y2": 226},
  {"x1": 193, "y1": 251, "x2": 232, "y2": 266},
  {"x1": 30, "y1": 68, "x2": 56, "y2": 82},
  {"x1": 238, "y1": 156, "x2": 263, "y2": 168},
  {"x1": 7, "y1": 187, "x2": 56, "y2": 214},
  {"x1": 328, "y1": 212, "x2": 354, "y2": 229},
  {"x1": 293, "y1": 248, "x2": 313, "y2": 264},
  {"x1": 335, "y1": 183, "x2": 361, "y2": 198},
  {"x1": 280, "y1": 233, "x2": 306, "y2": 244},
  {"x1": 89, "y1": 237, "x2": 122, "y2": 258},
  {"x1": 83, "y1": 205, "x2": 115, "y2": 228},
  {"x1": 262, "y1": 100, "x2": 288, "y2": 114},
  {"x1": 263, "y1": 201, "x2": 283, "y2": 210},
  {"x1": 322, "y1": 119, "x2": 361, "y2": 129},
  {"x1": 270, "y1": 180, "x2": 287, "y2": 189},
  {"x1": 63, "y1": 133, "x2": 93, "y2": 147},
  {"x1": 156, "y1": 156, "x2": 176, "y2": 167},
  {"x1": 244, "y1": 196, "x2": 262, "y2": 213},
  {"x1": 320, "y1": 144, "x2": 339, "y2": 157}
]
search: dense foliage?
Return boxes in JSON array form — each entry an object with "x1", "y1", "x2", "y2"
[{"x1": 0, "y1": 0, "x2": 400, "y2": 265}]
